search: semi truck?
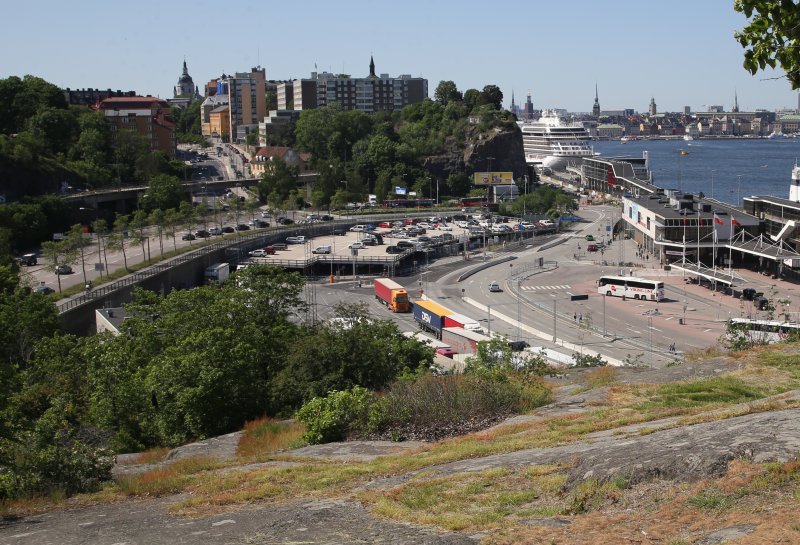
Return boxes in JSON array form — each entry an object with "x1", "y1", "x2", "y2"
[
  {"x1": 443, "y1": 312, "x2": 484, "y2": 334},
  {"x1": 412, "y1": 299, "x2": 454, "y2": 338},
  {"x1": 204, "y1": 263, "x2": 230, "y2": 285},
  {"x1": 374, "y1": 278, "x2": 410, "y2": 312}
]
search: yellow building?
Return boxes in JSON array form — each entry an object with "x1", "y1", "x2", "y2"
[{"x1": 207, "y1": 105, "x2": 230, "y2": 141}]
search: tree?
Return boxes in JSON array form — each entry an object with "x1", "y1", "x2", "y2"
[
  {"x1": 139, "y1": 174, "x2": 184, "y2": 212},
  {"x1": 434, "y1": 80, "x2": 462, "y2": 105},
  {"x1": 91, "y1": 219, "x2": 110, "y2": 279},
  {"x1": 463, "y1": 88, "x2": 481, "y2": 113},
  {"x1": 735, "y1": 0, "x2": 800, "y2": 88},
  {"x1": 275, "y1": 303, "x2": 431, "y2": 408},
  {"x1": 129, "y1": 210, "x2": 150, "y2": 265},
  {"x1": 40, "y1": 240, "x2": 75, "y2": 294},
  {"x1": 66, "y1": 224, "x2": 91, "y2": 287},
  {"x1": 480, "y1": 85, "x2": 504, "y2": 110},
  {"x1": 109, "y1": 214, "x2": 130, "y2": 271}
]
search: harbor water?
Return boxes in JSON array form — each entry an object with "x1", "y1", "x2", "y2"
[{"x1": 592, "y1": 138, "x2": 800, "y2": 206}]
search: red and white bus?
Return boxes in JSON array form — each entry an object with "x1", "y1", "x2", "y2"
[{"x1": 597, "y1": 275, "x2": 664, "y2": 301}]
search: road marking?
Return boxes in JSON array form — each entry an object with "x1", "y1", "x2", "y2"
[
  {"x1": 665, "y1": 316, "x2": 674, "y2": 320},
  {"x1": 521, "y1": 285, "x2": 572, "y2": 291},
  {"x1": 650, "y1": 326, "x2": 663, "y2": 332}
]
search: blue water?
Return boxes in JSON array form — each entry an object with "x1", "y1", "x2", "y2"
[{"x1": 592, "y1": 139, "x2": 800, "y2": 206}]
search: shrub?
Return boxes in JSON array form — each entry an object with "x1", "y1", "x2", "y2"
[
  {"x1": 369, "y1": 373, "x2": 551, "y2": 441},
  {"x1": 295, "y1": 387, "x2": 374, "y2": 445}
]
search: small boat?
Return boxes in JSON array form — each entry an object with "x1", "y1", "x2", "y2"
[
  {"x1": 683, "y1": 135, "x2": 694, "y2": 141},
  {"x1": 679, "y1": 149, "x2": 689, "y2": 155}
]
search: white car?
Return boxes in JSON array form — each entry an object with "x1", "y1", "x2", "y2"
[
  {"x1": 208, "y1": 227, "x2": 223, "y2": 236},
  {"x1": 350, "y1": 225, "x2": 367, "y2": 232},
  {"x1": 286, "y1": 236, "x2": 306, "y2": 244},
  {"x1": 416, "y1": 222, "x2": 432, "y2": 229},
  {"x1": 249, "y1": 249, "x2": 270, "y2": 257},
  {"x1": 439, "y1": 224, "x2": 453, "y2": 231},
  {"x1": 455, "y1": 221, "x2": 469, "y2": 228},
  {"x1": 349, "y1": 242, "x2": 366, "y2": 250}
]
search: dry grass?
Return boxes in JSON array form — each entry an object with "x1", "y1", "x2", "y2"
[
  {"x1": 130, "y1": 447, "x2": 170, "y2": 465},
  {"x1": 115, "y1": 456, "x2": 222, "y2": 497},
  {"x1": 236, "y1": 417, "x2": 306, "y2": 460},
  {"x1": 582, "y1": 367, "x2": 617, "y2": 390}
]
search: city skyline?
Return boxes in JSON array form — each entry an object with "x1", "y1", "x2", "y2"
[{"x1": 3, "y1": 0, "x2": 798, "y2": 113}]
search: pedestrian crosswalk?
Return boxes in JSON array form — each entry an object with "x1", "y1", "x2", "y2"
[{"x1": 520, "y1": 284, "x2": 571, "y2": 291}]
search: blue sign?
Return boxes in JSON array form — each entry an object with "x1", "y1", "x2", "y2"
[{"x1": 394, "y1": 186, "x2": 407, "y2": 195}]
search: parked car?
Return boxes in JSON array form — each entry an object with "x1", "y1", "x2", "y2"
[
  {"x1": 55, "y1": 264, "x2": 73, "y2": 275},
  {"x1": 508, "y1": 340, "x2": 530, "y2": 351},
  {"x1": 349, "y1": 242, "x2": 366, "y2": 250},
  {"x1": 753, "y1": 296, "x2": 771, "y2": 311},
  {"x1": 286, "y1": 236, "x2": 306, "y2": 244},
  {"x1": 254, "y1": 220, "x2": 270, "y2": 228},
  {"x1": 235, "y1": 224, "x2": 250, "y2": 231},
  {"x1": 488, "y1": 281, "x2": 502, "y2": 292},
  {"x1": 312, "y1": 245, "x2": 332, "y2": 254},
  {"x1": 385, "y1": 245, "x2": 404, "y2": 254},
  {"x1": 34, "y1": 286, "x2": 55, "y2": 295},
  {"x1": 222, "y1": 226, "x2": 235, "y2": 233},
  {"x1": 195, "y1": 229, "x2": 211, "y2": 238},
  {"x1": 249, "y1": 249, "x2": 271, "y2": 257},
  {"x1": 260, "y1": 210, "x2": 272, "y2": 218},
  {"x1": 396, "y1": 240, "x2": 415, "y2": 249},
  {"x1": 350, "y1": 225, "x2": 367, "y2": 232},
  {"x1": 742, "y1": 288, "x2": 761, "y2": 301},
  {"x1": 208, "y1": 227, "x2": 223, "y2": 236},
  {"x1": 271, "y1": 243, "x2": 288, "y2": 251},
  {"x1": 333, "y1": 228, "x2": 347, "y2": 236},
  {"x1": 181, "y1": 233, "x2": 196, "y2": 241},
  {"x1": 585, "y1": 234, "x2": 594, "y2": 241},
  {"x1": 378, "y1": 222, "x2": 393, "y2": 229},
  {"x1": 587, "y1": 244, "x2": 598, "y2": 252},
  {"x1": 320, "y1": 215, "x2": 334, "y2": 221}
]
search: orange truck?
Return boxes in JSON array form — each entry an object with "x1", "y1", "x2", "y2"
[{"x1": 374, "y1": 278, "x2": 410, "y2": 312}]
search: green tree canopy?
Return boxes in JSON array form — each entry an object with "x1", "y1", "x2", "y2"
[
  {"x1": 735, "y1": 0, "x2": 800, "y2": 88},
  {"x1": 434, "y1": 80, "x2": 463, "y2": 105}
]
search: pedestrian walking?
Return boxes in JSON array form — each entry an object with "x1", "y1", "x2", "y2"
[
  {"x1": 578, "y1": 312, "x2": 583, "y2": 324},
  {"x1": 573, "y1": 312, "x2": 577, "y2": 322}
]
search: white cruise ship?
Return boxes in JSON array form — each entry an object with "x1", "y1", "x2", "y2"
[{"x1": 518, "y1": 109, "x2": 595, "y2": 170}]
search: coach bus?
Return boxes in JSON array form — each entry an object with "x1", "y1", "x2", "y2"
[
  {"x1": 726, "y1": 318, "x2": 800, "y2": 345},
  {"x1": 597, "y1": 275, "x2": 665, "y2": 301}
]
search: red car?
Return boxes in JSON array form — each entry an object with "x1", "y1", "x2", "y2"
[
  {"x1": 378, "y1": 222, "x2": 392, "y2": 228},
  {"x1": 436, "y1": 347, "x2": 458, "y2": 358},
  {"x1": 587, "y1": 244, "x2": 598, "y2": 252}
]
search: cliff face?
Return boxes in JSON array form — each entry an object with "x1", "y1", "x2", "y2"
[{"x1": 424, "y1": 124, "x2": 526, "y2": 181}]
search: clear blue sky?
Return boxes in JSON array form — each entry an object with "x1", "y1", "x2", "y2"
[{"x1": 3, "y1": 0, "x2": 798, "y2": 113}]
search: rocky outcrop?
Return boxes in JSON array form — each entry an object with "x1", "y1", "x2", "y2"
[{"x1": 424, "y1": 125, "x2": 526, "y2": 182}]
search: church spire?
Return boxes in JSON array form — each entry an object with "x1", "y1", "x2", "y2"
[
  {"x1": 369, "y1": 55, "x2": 376, "y2": 78},
  {"x1": 182, "y1": 58, "x2": 188, "y2": 75},
  {"x1": 592, "y1": 83, "x2": 600, "y2": 117},
  {"x1": 733, "y1": 89, "x2": 739, "y2": 113}
]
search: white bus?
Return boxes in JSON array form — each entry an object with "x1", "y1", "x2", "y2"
[
  {"x1": 597, "y1": 275, "x2": 664, "y2": 301},
  {"x1": 727, "y1": 318, "x2": 800, "y2": 344}
]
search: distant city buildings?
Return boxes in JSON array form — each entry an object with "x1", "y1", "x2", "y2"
[
  {"x1": 276, "y1": 56, "x2": 427, "y2": 114},
  {"x1": 64, "y1": 88, "x2": 137, "y2": 106}
]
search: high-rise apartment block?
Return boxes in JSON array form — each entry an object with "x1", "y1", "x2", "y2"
[
  {"x1": 276, "y1": 57, "x2": 427, "y2": 113},
  {"x1": 223, "y1": 67, "x2": 266, "y2": 142}
]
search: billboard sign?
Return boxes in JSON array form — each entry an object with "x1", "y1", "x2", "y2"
[
  {"x1": 394, "y1": 186, "x2": 407, "y2": 195},
  {"x1": 473, "y1": 171, "x2": 514, "y2": 186}
]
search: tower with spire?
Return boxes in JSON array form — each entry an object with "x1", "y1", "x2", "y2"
[
  {"x1": 733, "y1": 90, "x2": 739, "y2": 113},
  {"x1": 368, "y1": 55, "x2": 377, "y2": 79},
  {"x1": 592, "y1": 84, "x2": 600, "y2": 117},
  {"x1": 174, "y1": 59, "x2": 198, "y2": 100},
  {"x1": 648, "y1": 97, "x2": 657, "y2": 116},
  {"x1": 510, "y1": 90, "x2": 518, "y2": 117}
]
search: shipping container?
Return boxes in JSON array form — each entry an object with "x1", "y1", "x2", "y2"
[
  {"x1": 412, "y1": 300, "x2": 454, "y2": 338},
  {"x1": 441, "y1": 327, "x2": 492, "y2": 356}
]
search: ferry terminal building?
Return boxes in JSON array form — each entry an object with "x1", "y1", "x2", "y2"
[{"x1": 578, "y1": 156, "x2": 800, "y2": 286}]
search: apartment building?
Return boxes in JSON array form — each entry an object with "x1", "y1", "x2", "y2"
[
  {"x1": 224, "y1": 67, "x2": 266, "y2": 143},
  {"x1": 97, "y1": 96, "x2": 176, "y2": 158}
]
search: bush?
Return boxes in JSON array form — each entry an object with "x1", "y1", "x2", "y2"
[
  {"x1": 369, "y1": 373, "x2": 551, "y2": 441},
  {"x1": 0, "y1": 401, "x2": 113, "y2": 500},
  {"x1": 295, "y1": 386, "x2": 374, "y2": 445}
]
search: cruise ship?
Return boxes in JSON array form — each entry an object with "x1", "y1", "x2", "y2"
[{"x1": 518, "y1": 109, "x2": 595, "y2": 170}]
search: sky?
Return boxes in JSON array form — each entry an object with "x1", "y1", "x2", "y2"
[{"x1": 3, "y1": 0, "x2": 798, "y2": 113}]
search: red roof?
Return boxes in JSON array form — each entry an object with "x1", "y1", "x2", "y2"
[
  {"x1": 98, "y1": 96, "x2": 169, "y2": 109},
  {"x1": 255, "y1": 146, "x2": 292, "y2": 160}
]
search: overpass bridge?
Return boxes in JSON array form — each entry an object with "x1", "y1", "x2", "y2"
[{"x1": 61, "y1": 173, "x2": 318, "y2": 214}]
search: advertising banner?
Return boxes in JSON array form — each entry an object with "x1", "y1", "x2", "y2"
[{"x1": 473, "y1": 172, "x2": 514, "y2": 186}]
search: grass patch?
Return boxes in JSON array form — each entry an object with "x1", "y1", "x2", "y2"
[
  {"x1": 361, "y1": 465, "x2": 568, "y2": 531},
  {"x1": 563, "y1": 478, "x2": 626, "y2": 515},
  {"x1": 236, "y1": 417, "x2": 306, "y2": 460},
  {"x1": 115, "y1": 455, "x2": 222, "y2": 497},
  {"x1": 130, "y1": 447, "x2": 170, "y2": 465},
  {"x1": 633, "y1": 376, "x2": 764, "y2": 410},
  {"x1": 582, "y1": 367, "x2": 617, "y2": 390},
  {"x1": 686, "y1": 488, "x2": 734, "y2": 510}
]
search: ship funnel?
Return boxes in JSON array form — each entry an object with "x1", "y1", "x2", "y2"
[{"x1": 790, "y1": 165, "x2": 800, "y2": 203}]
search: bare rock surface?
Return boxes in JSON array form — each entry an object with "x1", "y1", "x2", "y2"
[{"x1": 3, "y1": 360, "x2": 798, "y2": 544}]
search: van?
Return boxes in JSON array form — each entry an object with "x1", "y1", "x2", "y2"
[
  {"x1": 18, "y1": 253, "x2": 37, "y2": 266},
  {"x1": 312, "y1": 245, "x2": 332, "y2": 254}
]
